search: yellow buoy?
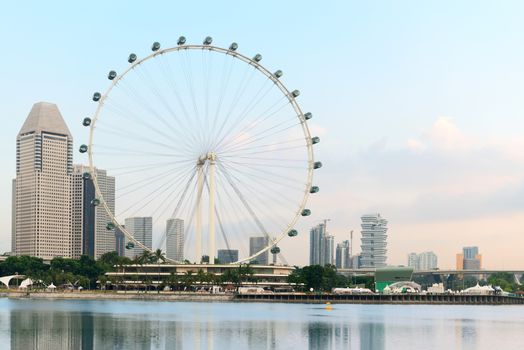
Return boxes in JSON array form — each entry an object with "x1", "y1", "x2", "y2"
[{"x1": 325, "y1": 302, "x2": 332, "y2": 311}]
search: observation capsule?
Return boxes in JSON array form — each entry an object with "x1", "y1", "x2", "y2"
[
  {"x1": 106, "y1": 222, "x2": 115, "y2": 230},
  {"x1": 108, "y1": 70, "x2": 117, "y2": 80},
  {"x1": 304, "y1": 112, "x2": 313, "y2": 120},
  {"x1": 128, "y1": 53, "x2": 137, "y2": 63},
  {"x1": 177, "y1": 36, "x2": 186, "y2": 45},
  {"x1": 82, "y1": 117, "x2": 91, "y2": 126},
  {"x1": 203, "y1": 36, "x2": 213, "y2": 45},
  {"x1": 253, "y1": 54, "x2": 262, "y2": 62},
  {"x1": 82, "y1": 172, "x2": 91, "y2": 180},
  {"x1": 301, "y1": 209, "x2": 311, "y2": 216},
  {"x1": 313, "y1": 161, "x2": 323, "y2": 169},
  {"x1": 91, "y1": 198, "x2": 100, "y2": 206},
  {"x1": 291, "y1": 90, "x2": 300, "y2": 98},
  {"x1": 288, "y1": 229, "x2": 298, "y2": 237},
  {"x1": 151, "y1": 42, "x2": 161, "y2": 51},
  {"x1": 310, "y1": 186, "x2": 319, "y2": 194},
  {"x1": 126, "y1": 242, "x2": 135, "y2": 249},
  {"x1": 274, "y1": 70, "x2": 283, "y2": 78},
  {"x1": 92, "y1": 92, "x2": 101, "y2": 102},
  {"x1": 270, "y1": 246, "x2": 280, "y2": 254},
  {"x1": 311, "y1": 136, "x2": 320, "y2": 144},
  {"x1": 229, "y1": 42, "x2": 238, "y2": 51},
  {"x1": 79, "y1": 144, "x2": 88, "y2": 153}
]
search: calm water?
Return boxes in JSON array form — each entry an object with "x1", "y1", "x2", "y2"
[{"x1": 0, "y1": 299, "x2": 523, "y2": 349}]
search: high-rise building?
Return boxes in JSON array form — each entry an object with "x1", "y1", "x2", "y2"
[
  {"x1": 249, "y1": 236, "x2": 269, "y2": 265},
  {"x1": 407, "y1": 251, "x2": 438, "y2": 270},
  {"x1": 360, "y1": 213, "x2": 388, "y2": 268},
  {"x1": 335, "y1": 240, "x2": 351, "y2": 269},
  {"x1": 124, "y1": 217, "x2": 153, "y2": 259},
  {"x1": 166, "y1": 218, "x2": 184, "y2": 262},
  {"x1": 407, "y1": 253, "x2": 418, "y2": 269},
  {"x1": 115, "y1": 226, "x2": 125, "y2": 257},
  {"x1": 457, "y1": 246, "x2": 482, "y2": 270},
  {"x1": 14, "y1": 102, "x2": 73, "y2": 259},
  {"x1": 418, "y1": 251, "x2": 438, "y2": 270},
  {"x1": 351, "y1": 254, "x2": 362, "y2": 269},
  {"x1": 71, "y1": 165, "x2": 115, "y2": 259},
  {"x1": 309, "y1": 222, "x2": 334, "y2": 266},
  {"x1": 217, "y1": 249, "x2": 239, "y2": 264},
  {"x1": 11, "y1": 179, "x2": 16, "y2": 253}
]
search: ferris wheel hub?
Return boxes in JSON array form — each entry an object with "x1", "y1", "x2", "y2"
[{"x1": 197, "y1": 152, "x2": 217, "y2": 165}]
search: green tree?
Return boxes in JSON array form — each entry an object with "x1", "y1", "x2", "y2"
[{"x1": 488, "y1": 272, "x2": 516, "y2": 292}]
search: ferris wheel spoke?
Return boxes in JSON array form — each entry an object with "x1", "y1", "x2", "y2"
[
  {"x1": 220, "y1": 155, "x2": 305, "y2": 163},
  {"x1": 214, "y1": 94, "x2": 290, "y2": 151},
  {"x1": 214, "y1": 173, "x2": 251, "y2": 257},
  {"x1": 213, "y1": 77, "x2": 274, "y2": 149},
  {"x1": 116, "y1": 162, "x2": 195, "y2": 203},
  {"x1": 218, "y1": 162, "x2": 302, "y2": 216},
  {"x1": 208, "y1": 54, "x2": 235, "y2": 150},
  {"x1": 217, "y1": 163, "x2": 279, "y2": 241},
  {"x1": 117, "y1": 77, "x2": 185, "y2": 143},
  {"x1": 95, "y1": 121, "x2": 195, "y2": 155},
  {"x1": 223, "y1": 160, "x2": 305, "y2": 170},
  {"x1": 117, "y1": 165, "x2": 196, "y2": 219},
  {"x1": 219, "y1": 159, "x2": 305, "y2": 190},
  {"x1": 103, "y1": 98, "x2": 189, "y2": 149},
  {"x1": 219, "y1": 120, "x2": 302, "y2": 154},
  {"x1": 180, "y1": 49, "x2": 206, "y2": 148},
  {"x1": 115, "y1": 162, "x2": 194, "y2": 194},
  {"x1": 93, "y1": 145, "x2": 187, "y2": 158},
  {"x1": 201, "y1": 49, "x2": 213, "y2": 132},
  {"x1": 137, "y1": 62, "x2": 202, "y2": 150},
  {"x1": 219, "y1": 144, "x2": 306, "y2": 157},
  {"x1": 147, "y1": 168, "x2": 198, "y2": 250},
  {"x1": 157, "y1": 55, "x2": 203, "y2": 149},
  {"x1": 216, "y1": 162, "x2": 307, "y2": 192},
  {"x1": 220, "y1": 137, "x2": 305, "y2": 155},
  {"x1": 211, "y1": 63, "x2": 257, "y2": 151},
  {"x1": 108, "y1": 158, "x2": 195, "y2": 174}
]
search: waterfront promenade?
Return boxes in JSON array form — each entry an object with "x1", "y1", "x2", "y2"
[{"x1": 2, "y1": 291, "x2": 523, "y2": 305}]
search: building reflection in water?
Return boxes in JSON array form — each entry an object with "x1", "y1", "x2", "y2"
[{"x1": 9, "y1": 305, "x2": 385, "y2": 350}]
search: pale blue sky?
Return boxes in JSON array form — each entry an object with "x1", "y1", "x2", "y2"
[{"x1": 2, "y1": 1, "x2": 524, "y2": 267}]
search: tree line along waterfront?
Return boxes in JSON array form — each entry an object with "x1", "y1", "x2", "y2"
[{"x1": 1, "y1": 252, "x2": 523, "y2": 294}]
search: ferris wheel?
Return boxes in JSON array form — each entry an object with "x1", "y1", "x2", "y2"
[{"x1": 80, "y1": 36, "x2": 322, "y2": 264}]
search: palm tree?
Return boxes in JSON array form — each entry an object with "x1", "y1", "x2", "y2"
[{"x1": 153, "y1": 249, "x2": 166, "y2": 293}]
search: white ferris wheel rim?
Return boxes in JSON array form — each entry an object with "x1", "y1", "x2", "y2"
[{"x1": 87, "y1": 42, "x2": 315, "y2": 264}]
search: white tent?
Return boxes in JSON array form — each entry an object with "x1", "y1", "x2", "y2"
[
  {"x1": 47, "y1": 283, "x2": 57, "y2": 292},
  {"x1": 463, "y1": 283, "x2": 494, "y2": 295},
  {"x1": 18, "y1": 278, "x2": 33, "y2": 289}
]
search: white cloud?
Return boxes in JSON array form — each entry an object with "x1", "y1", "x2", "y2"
[{"x1": 406, "y1": 138, "x2": 426, "y2": 153}]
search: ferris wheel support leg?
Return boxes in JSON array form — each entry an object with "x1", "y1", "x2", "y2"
[
  {"x1": 196, "y1": 165, "x2": 203, "y2": 263},
  {"x1": 208, "y1": 154, "x2": 216, "y2": 265}
]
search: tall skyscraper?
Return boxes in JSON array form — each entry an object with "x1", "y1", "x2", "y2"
[
  {"x1": 166, "y1": 218, "x2": 184, "y2": 262},
  {"x1": 115, "y1": 226, "x2": 125, "y2": 257},
  {"x1": 407, "y1": 251, "x2": 438, "y2": 270},
  {"x1": 249, "y1": 236, "x2": 269, "y2": 265},
  {"x1": 217, "y1": 249, "x2": 239, "y2": 264},
  {"x1": 11, "y1": 179, "x2": 16, "y2": 253},
  {"x1": 407, "y1": 252, "x2": 418, "y2": 269},
  {"x1": 309, "y1": 222, "x2": 334, "y2": 266},
  {"x1": 124, "y1": 217, "x2": 153, "y2": 259},
  {"x1": 14, "y1": 102, "x2": 73, "y2": 259},
  {"x1": 360, "y1": 213, "x2": 388, "y2": 268},
  {"x1": 456, "y1": 246, "x2": 482, "y2": 270},
  {"x1": 418, "y1": 251, "x2": 438, "y2": 270},
  {"x1": 335, "y1": 240, "x2": 351, "y2": 269},
  {"x1": 72, "y1": 165, "x2": 115, "y2": 259}
]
